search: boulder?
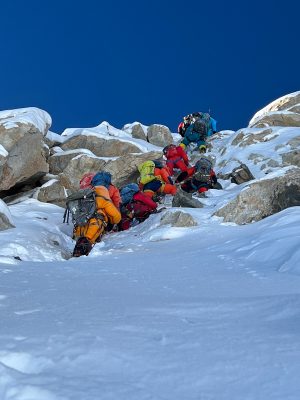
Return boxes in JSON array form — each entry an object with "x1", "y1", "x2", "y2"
[
  {"x1": 34, "y1": 179, "x2": 68, "y2": 208},
  {"x1": 0, "y1": 107, "x2": 51, "y2": 192},
  {"x1": 49, "y1": 149, "x2": 96, "y2": 175},
  {"x1": 214, "y1": 168, "x2": 300, "y2": 224},
  {"x1": 160, "y1": 210, "x2": 198, "y2": 227},
  {"x1": 131, "y1": 124, "x2": 147, "y2": 140},
  {"x1": 59, "y1": 151, "x2": 161, "y2": 191},
  {"x1": 147, "y1": 124, "x2": 173, "y2": 147},
  {"x1": 61, "y1": 134, "x2": 142, "y2": 157},
  {"x1": 59, "y1": 155, "x2": 107, "y2": 190},
  {"x1": 104, "y1": 151, "x2": 162, "y2": 187},
  {"x1": 282, "y1": 150, "x2": 300, "y2": 167},
  {"x1": 231, "y1": 164, "x2": 255, "y2": 184},
  {"x1": 172, "y1": 188, "x2": 203, "y2": 208}
]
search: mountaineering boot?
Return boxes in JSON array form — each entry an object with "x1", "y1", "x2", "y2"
[{"x1": 73, "y1": 237, "x2": 93, "y2": 257}]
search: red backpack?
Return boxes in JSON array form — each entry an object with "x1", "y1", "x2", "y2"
[{"x1": 79, "y1": 173, "x2": 95, "y2": 189}]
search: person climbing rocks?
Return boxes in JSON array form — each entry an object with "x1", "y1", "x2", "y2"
[
  {"x1": 118, "y1": 183, "x2": 158, "y2": 231},
  {"x1": 138, "y1": 159, "x2": 177, "y2": 200},
  {"x1": 79, "y1": 171, "x2": 121, "y2": 209},
  {"x1": 180, "y1": 112, "x2": 217, "y2": 153},
  {"x1": 175, "y1": 157, "x2": 220, "y2": 195},
  {"x1": 162, "y1": 144, "x2": 190, "y2": 176},
  {"x1": 70, "y1": 172, "x2": 121, "y2": 257}
]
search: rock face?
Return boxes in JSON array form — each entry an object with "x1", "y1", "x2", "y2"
[
  {"x1": 61, "y1": 135, "x2": 142, "y2": 157},
  {"x1": 147, "y1": 124, "x2": 173, "y2": 147},
  {"x1": 214, "y1": 168, "x2": 300, "y2": 224},
  {"x1": 48, "y1": 150, "x2": 95, "y2": 175},
  {"x1": 250, "y1": 112, "x2": 300, "y2": 128},
  {"x1": 0, "y1": 108, "x2": 51, "y2": 192},
  {"x1": 160, "y1": 210, "x2": 198, "y2": 227},
  {"x1": 249, "y1": 91, "x2": 300, "y2": 128}
]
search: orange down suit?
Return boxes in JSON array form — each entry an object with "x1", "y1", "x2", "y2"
[{"x1": 74, "y1": 186, "x2": 121, "y2": 244}]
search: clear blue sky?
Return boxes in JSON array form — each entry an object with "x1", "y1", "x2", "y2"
[{"x1": 0, "y1": 0, "x2": 299, "y2": 133}]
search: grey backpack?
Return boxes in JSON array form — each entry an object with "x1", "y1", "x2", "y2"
[
  {"x1": 192, "y1": 113, "x2": 210, "y2": 137},
  {"x1": 194, "y1": 158, "x2": 213, "y2": 182},
  {"x1": 64, "y1": 188, "x2": 97, "y2": 226}
]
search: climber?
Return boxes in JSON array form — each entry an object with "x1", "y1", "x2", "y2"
[
  {"x1": 70, "y1": 173, "x2": 121, "y2": 257},
  {"x1": 176, "y1": 157, "x2": 220, "y2": 195},
  {"x1": 180, "y1": 112, "x2": 217, "y2": 153},
  {"x1": 138, "y1": 159, "x2": 177, "y2": 200},
  {"x1": 79, "y1": 171, "x2": 121, "y2": 209},
  {"x1": 162, "y1": 144, "x2": 190, "y2": 176},
  {"x1": 118, "y1": 183, "x2": 158, "y2": 231}
]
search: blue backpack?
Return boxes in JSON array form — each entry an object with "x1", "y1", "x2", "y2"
[
  {"x1": 91, "y1": 171, "x2": 112, "y2": 188},
  {"x1": 120, "y1": 183, "x2": 139, "y2": 205}
]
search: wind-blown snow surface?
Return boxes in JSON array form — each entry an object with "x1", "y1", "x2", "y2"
[
  {"x1": 1, "y1": 198, "x2": 300, "y2": 399},
  {"x1": 1, "y1": 109, "x2": 300, "y2": 398}
]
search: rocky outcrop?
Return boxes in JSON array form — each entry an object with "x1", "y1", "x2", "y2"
[
  {"x1": 98, "y1": 151, "x2": 162, "y2": 187},
  {"x1": 160, "y1": 210, "x2": 198, "y2": 227},
  {"x1": 249, "y1": 91, "x2": 300, "y2": 128},
  {"x1": 59, "y1": 155, "x2": 107, "y2": 190},
  {"x1": 61, "y1": 134, "x2": 142, "y2": 157},
  {"x1": 59, "y1": 151, "x2": 161, "y2": 191},
  {"x1": 34, "y1": 179, "x2": 68, "y2": 208},
  {"x1": 231, "y1": 164, "x2": 255, "y2": 184},
  {"x1": 131, "y1": 124, "x2": 147, "y2": 140},
  {"x1": 250, "y1": 112, "x2": 300, "y2": 128},
  {"x1": 214, "y1": 168, "x2": 300, "y2": 224},
  {"x1": 49, "y1": 149, "x2": 96, "y2": 175},
  {"x1": 0, "y1": 108, "x2": 51, "y2": 192},
  {"x1": 147, "y1": 124, "x2": 173, "y2": 147},
  {"x1": 172, "y1": 188, "x2": 203, "y2": 208}
]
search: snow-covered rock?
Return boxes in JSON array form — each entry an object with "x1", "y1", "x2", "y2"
[{"x1": 0, "y1": 199, "x2": 15, "y2": 230}]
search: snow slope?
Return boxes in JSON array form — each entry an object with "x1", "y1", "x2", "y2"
[{"x1": 0, "y1": 196, "x2": 300, "y2": 399}]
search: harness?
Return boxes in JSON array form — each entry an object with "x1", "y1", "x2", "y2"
[{"x1": 166, "y1": 157, "x2": 181, "y2": 165}]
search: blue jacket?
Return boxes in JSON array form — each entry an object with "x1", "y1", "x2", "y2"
[{"x1": 182, "y1": 117, "x2": 217, "y2": 146}]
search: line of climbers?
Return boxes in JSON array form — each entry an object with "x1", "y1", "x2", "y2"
[{"x1": 63, "y1": 112, "x2": 220, "y2": 258}]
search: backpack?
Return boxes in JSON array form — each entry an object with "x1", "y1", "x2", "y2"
[
  {"x1": 138, "y1": 160, "x2": 156, "y2": 185},
  {"x1": 153, "y1": 159, "x2": 164, "y2": 169},
  {"x1": 192, "y1": 113, "x2": 211, "y2": 137},
  {"x1": 194, "y1": 157, "x2": 213, "y2": 182},
  {"x1": 79, "y1": 172, "x2": 95, "y2": 189},
  {"x1": 120, "y1": 183, "x2": 139, "y2": 205},
  {"x1": 91, "y1": 171, "x2": 111, "y2": 188},
  {"x1": 63, "y1": 188, "x2": 98, "y2": 226}
]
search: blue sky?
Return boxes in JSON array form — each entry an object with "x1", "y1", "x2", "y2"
[{"x1": 0, "y1": 0, "x2": 299, "y2": 133}]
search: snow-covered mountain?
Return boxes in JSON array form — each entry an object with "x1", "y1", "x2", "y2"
[{"x1": 0, "y1": 92, "x2": 300, "y2": 399}]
